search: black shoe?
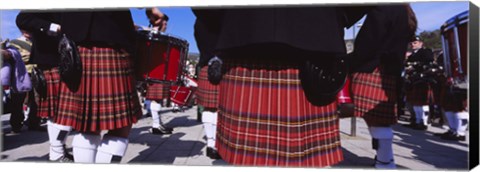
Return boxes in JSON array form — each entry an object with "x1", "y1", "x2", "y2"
[
  {"x1": 10, "y1": 129, "x2": 21, "y2": 134},
  {"x1": 28, "y1": 125, "x2": 47, "y2": 132},
  {"x1": 160, "y1": 124, "x2": 173, "y2": 132},
  {"x1": 145, "y1": 112, "x2": 152, "y2": 117},
  {"x1": 403, "y1": 122, "x2": 417, "y2": 128},
  {"x1": 440, "y1": 132, "x2": 466, "y2": 141},
  {"x1": 206, "y1": 147, "x2": 221, "y2": 159},
  {"x1": 433, "y1": 130, "x2": 453, "y2": 137},
  {"x1": 151, "y1": 127, "x2": 172, "y2": 135},
  {"x1": 50, "y1": 154, "x2": 74, "y2": 163},
  {"x1": 412, "y1": 123, "x2": 428, "y2": 130},
  {"x1": 373, "y1": 156, "x2": 396, "y2": 169}
]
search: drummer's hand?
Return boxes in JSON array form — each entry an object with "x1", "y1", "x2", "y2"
[{"x1": 147, "y1": 8, "x2": 165, "y2": 27}]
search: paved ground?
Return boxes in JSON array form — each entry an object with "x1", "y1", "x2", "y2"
[{"x1": 0, "y1": 105, "x2": 471, "y2": 171}]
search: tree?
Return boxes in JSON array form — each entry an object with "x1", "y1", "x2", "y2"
[{"x1": 419, "y1": 29, "x2": 442, "y2": 50}]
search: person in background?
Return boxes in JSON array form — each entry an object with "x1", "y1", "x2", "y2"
[
  {"x1": 5, "y1": 30, "x2": 31, "y2": 133},
  {"x1": 347, "y1": 4, "x2": 417, "y2": 169},
  {"x1": 143, "y1": 10, "x2": 174, "y2": 135},
  {"x1": 432, "y1": 52, "x2": 468, "y2": 141},
  {"x1": 9, "y1": 29, "x2": 46, "y2": 132},
  {"x1": 16, "y1": 11, "x2": 72, "y2": 162},
  {"x1": 436, "y1": 87, "x2": 468, "y2": 141},
  {"x1": 404, "y1": 36, "x2": 434, "y2": 130}
]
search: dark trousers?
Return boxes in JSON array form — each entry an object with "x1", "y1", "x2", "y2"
[
  {"x1": 9, "y1": 90, "x2": 41, "y2": 132},
  {"x1": 24, "y1": 90, "x2": 41, "y2": 127},
  {"x1": 9, "y1": 92, "x2": 26, "y2": 131}
]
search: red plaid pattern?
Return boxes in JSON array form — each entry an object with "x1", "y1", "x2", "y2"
[
  {"x1": 145, "y1": 83, "x2": 169, "y2": 101},
  {"x1": 351, "y1": 68, "x2": 398, "y2": 127},
  {"x1": 36, "y1": 67, "x2": 60, "y2": 118},
  {"x1": 54, "y1": 46, "x2": 142, "y2": 132},
  {"x1": 196, "y1": 66, "x2": 220, "y2": 109},
  {"x1": 436, "y1": 84, "x2": 468, "y2": 112},
  {"x1": 216, "y1": 59, "x2": 342, "y2": 167},
  {"x1": 405, "y1": 83, "x2": 433, "y2": 106}
]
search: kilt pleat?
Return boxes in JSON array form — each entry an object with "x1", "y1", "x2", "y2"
[
  {"x1": 196, "y1": 66, "x2": 220, "y2": 108},
  {"x1": 54, "y1": 46, "x2": 142, "y2": 132},
  {"x1": 405, "y1": 83, "x2": 433, "y2": 106},
  {"x1": 351, "y1": 68, "x2": 398, "y2": 126},
  {"x1": 436, "y1": 84, "x2": 468, "y2": 112},
  {"x1": 216, "y1": 59, "x2": 342, "y2": 167},
  {"x1": 145, "y1": 83, "x2": 169, "y2": 101},
  {"x1": 36, "y1": 67, "x2": 60, "y2": 118}
]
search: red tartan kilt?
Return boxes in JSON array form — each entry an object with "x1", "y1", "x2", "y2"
[
  {"x1": 145, "y1": 83, "x2": 169, "y2": 101},
  {"x1": 217, "y1": 59, "x2": 342, "y2": 167},
  {"x1": 54, "y1": 46, "x2": 142, "y2": 132},
  {"x1": 196, "y1": 66, "x2": 219, "y2": 109},
  {"x1": 351, "y1": 69, "x2": 397, "y2": 127},
  {"x1": 405, "y1": 83, "x2": 433, "y2": 105},
  {"x1": 36, "y1": 67, "x2": 60, "y2": 118},
  {"x1": 436, "y1": 84, "x2": 468, "y2": 111}
]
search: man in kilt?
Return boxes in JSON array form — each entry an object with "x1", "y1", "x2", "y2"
[
  {"x1": 143, "y1": 11, "x2": 174, "y2": 135},
  {"x1": 16, "y1": 12, "x2": 74, "y2": 162},
  {"x1": 433, "y1": 77, "x2": 469, "y2": 141},
  {"x1": 145, "y1": 82, "x2": 174, "y2": 134},
  {"x1": 193, "y1": 7, "x2": 366, "y2": 167},
  {"x1": 347, "y1": 4, "x2": 417, "y2": 169},
  {"x1": 194, "y1": 18, "x2": 221, "y2": 159},
  {"x1": 33, "y1": 8, "x2": 164, "y2": 163},
  {"x1": 404, "y1": 36, "x2": 434, "y2": 130}
]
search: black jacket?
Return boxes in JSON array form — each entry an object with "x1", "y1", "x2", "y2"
[
  {"x1": 348, "y1": 5, "x2": 413, "y2": 76},
  {"x1": 406, "y1": 47, "x2": 434, "y2": 63},
  {"x1": 16, "y1": 10, "x2": 137, "y2": 65},
  {"x1": 193, "y1": 6, "x2": 362, "y2": 59},
  {"x1": 194, "y1": 16, "x2": 219, "y2": 68},
  {"x1": 59, "y1": 10, "x2": 136, "y2": 51},
  {"x1": 16, "y1": 11, "x2": 61, "y2": 66}
]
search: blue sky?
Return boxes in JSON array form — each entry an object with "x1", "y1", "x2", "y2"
[{"x1": 0, "y1": 2, "x2": 469, "y2": 53}]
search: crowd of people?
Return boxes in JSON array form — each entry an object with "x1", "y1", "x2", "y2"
[{"x1": 1, "y1": 3, "x2": 469, "y2": 169}]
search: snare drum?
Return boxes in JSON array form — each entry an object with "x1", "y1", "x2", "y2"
[
  {"x1": 440, "y1": 11, "x2": 468, "y2": 89},
  {"x1": 134, "y1": 30, "x2": 189, "y2": 84},
  {"x1": 170, "y1": 76, "x2": 197, "y2": 106}
]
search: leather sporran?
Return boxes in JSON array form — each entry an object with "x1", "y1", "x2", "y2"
[
  {"x1": 58, "y1": 34, "x2": 81, "y2": 90},
  {"x1": 31, "y1": 67, "x2": 47, "y2": 100},
  {"x1": 207, "y1": 56, "x2": 223, "y2": 85},
  {"x1": 299, "y1": 56, "x2": 348, "y2": 106}
]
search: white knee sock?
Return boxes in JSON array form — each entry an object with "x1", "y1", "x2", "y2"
[
  {"x1": 47, "y1": 120, "x2": 72, "y2": 161},
  {"x1": 421, "y1": 105, "x2": 429, "y2": 125},
  {"x1": 455, "y1": 111, "x2": 469, "y2": 136},
  {"x1": 95, "y1": 135, "x2": 129, "y2": 163},
  {"x1": 173, "y1": 103, "x2": 180, "y2": 110},
  {"x1": 202, "y1": 111, "x2": 218, "y2": 148},
  {"x1": 368, "y1": 126, "x2": 396, "y2": 169},
  {"x1": 444, "y1": 111, "x2": 457, "y2": 132},
  {"x1": 150, "y1": 100, "x2": 162, "y2": 128},
  {"x1": 72, "y1": 133, "x2": 102, "y2": 163},
  {"x1": 413, "y1": 105, "x2": 429, "y2": 125}
]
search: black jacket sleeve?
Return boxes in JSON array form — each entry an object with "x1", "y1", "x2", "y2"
[
  {"x1": 407, "y1": 48, "x2": 434, "y2": 63},
  {"x1": 16, "y1": 11, "x2": 58, "y2": 36},
  {"x1": 15, "y1": 11, "x2": 61, "y2": 65},
  {"x1": 348, "y1": 5, "x2": 411, "y2": 75}
]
